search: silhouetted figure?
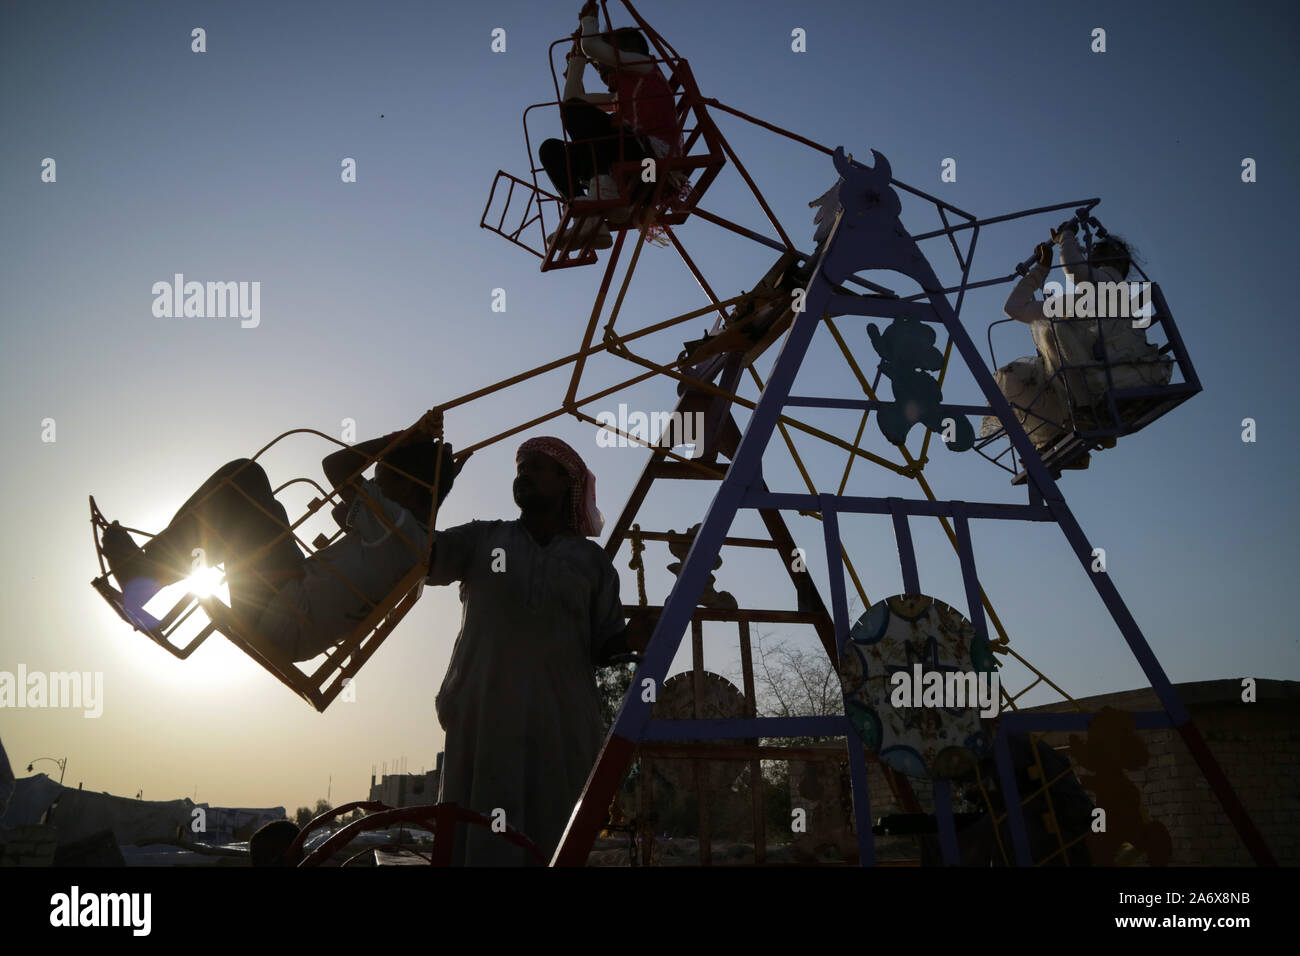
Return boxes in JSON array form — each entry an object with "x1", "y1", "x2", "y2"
[
  {"x1": 250, "y1": 820, "x2": 303, "y2": 867},
  {"x1": 100, "y1": 412, "x2": 463, "y2": 660},
  {"x1": 427, "y1": 437, "x2": 649, "y2": 865}
]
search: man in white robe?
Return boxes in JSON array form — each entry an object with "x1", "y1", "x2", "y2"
[{"x1": 426, "y1": 436, "x2": 643, "y2": 865}]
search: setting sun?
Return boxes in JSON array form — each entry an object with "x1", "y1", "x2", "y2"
[{"x1": 183, "y1": 565, "x2": 227, "y2": 599}]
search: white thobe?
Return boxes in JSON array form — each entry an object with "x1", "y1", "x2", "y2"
[{"x1": 427, "y1": 519, "x2": 625, "y2": 865}]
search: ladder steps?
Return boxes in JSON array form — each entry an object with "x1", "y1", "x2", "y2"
[
  {"x1": 649, "y1": 460, "x2": 728, "y2": 480},
  {"x1": 641, "y1": 742, "x2": 860, "y2": 761},
  {"x1": 634, "y1": 529, "x2": 778, "y2": 550},
  {"x1": 623, "y1": 604, "x2": 826, "y2": 625}
]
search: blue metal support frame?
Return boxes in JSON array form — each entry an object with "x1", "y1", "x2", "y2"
[
  {"x1": 994, "y1": 728, "x2": 1034, "y2": 866},
  {"x1": 554, "y1": 147, "x2": 1273, "y2": 867},
  {"x1": 933, "y1": 779, "x2": 960, "y2": 865},
  {"x1": 888, "y1": 499, "x2": 921, "y2": 595}
]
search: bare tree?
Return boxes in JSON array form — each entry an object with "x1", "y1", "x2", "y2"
[
  {"x1": 751, "y1": 635, "x2": 843, "y2": 727},
  {"x1": 737, "y1": 597, "x2": 863, "y2": 812},
  {"x1": 748, "y1": 596, "x2": 863, "y2": 727}
]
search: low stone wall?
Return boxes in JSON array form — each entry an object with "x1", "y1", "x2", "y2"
[
  {"x1": 791, "y1": 679, "x2": 1297, "y2": 865},
  {"x1": 1, "y1": 823, "x2": 58, "y2": 866},
  {"x1": 1023, "y1": 678, "x2": 1298, "y2": 866}
]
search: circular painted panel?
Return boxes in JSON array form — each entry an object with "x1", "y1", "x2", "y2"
[
  {"x1": 839, "y1": 594, "x2": 997, "y2": 780},
  {"x1": 650, "y1": 672, "x2": 747, "y2": 793}
]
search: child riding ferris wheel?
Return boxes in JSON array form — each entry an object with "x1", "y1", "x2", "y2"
[{"x1": 538, "y1": 0, "x2": 694, "y2": 253}]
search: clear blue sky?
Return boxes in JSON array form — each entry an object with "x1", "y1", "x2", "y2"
[{"x1": 1, "y1": 0, "x2": 1296, "y2": 814}]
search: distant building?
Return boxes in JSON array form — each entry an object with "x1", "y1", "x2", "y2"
[
  {"x1": 368, "y1": 752, "x2": 443, "y2": 808},
  {"x1": 0, "y1": 774, "x2": 284, "y2": 850}
]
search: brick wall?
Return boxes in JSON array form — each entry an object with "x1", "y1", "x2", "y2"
[
  {"x1": 1021, "y1": 678, "x2": 1297, "y2": 865},
  {"x1": 797, "y1": 679, "x2": 1296, "y2": 865}
]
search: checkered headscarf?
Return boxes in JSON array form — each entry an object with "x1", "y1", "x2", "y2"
[{"x1": 516, "y1": 436, "x2": 604, "y2": 537}]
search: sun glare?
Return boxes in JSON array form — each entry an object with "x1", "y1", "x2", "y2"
[
  {"x1": 129, "y1": 569, "x2": 250, "y2": 692},
  {"x1": 183, "y1": 565, "x2": 227, "y2": 599}
]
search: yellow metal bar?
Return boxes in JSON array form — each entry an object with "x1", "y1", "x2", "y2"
[
  {"x1": 605, "y1": 334, "x2": 906, "y2": 473},
  {"x1": 1027, "y1": 732, "x2": 1071, "y2": 865},
  {"x1": 569, "y1": 409, "x2": 729, "y2": 480},
  {"x1": 446, "y1": 291, "x2": 754, "y2": 418},
  {"x1": 564, "y1": 229, "x2": 628, "y2": 408},
  {"x1": 457, "y1": 364, "x2": 666, "y2": 458},
  {"x1": 601, "y1": 216, "x2": 653, "y2": 340},
  {"x1": 916, "y1": 339, "x2": 956, "y2": 464},
  {"x1": 744, "y1": 363, "x2": 873, "y2": 612},
  {"x1": 824, "y1": 318, "x2": 1021, "y2": 649}
]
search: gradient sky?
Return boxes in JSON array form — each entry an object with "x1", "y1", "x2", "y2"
[{"x1": 1, "y1": 0, "x2": 1296, "y2": 816}]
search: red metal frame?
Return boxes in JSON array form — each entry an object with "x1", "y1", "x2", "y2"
[
  {"x1": 480, "y1": 1, "x2": 727, "y2": 271},
  {"x1": 296, "y1": 803, "x2": 546, "y2": 867}
]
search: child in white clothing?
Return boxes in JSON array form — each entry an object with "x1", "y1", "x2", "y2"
[{"x1": 983, "y1": 226, "x2": 1172, "y2": 461}]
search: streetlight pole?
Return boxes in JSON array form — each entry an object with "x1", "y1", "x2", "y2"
[{"x1": 26, "y1": 756, "x2": 67, "y2": 786}]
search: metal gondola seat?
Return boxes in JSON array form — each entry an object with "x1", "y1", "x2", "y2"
[
  {"x1": 1061, "y1": 281, "x2": 1195, "y2": 438},
  {"x1": 579, "y1": 56, "x2": 726, "y2": 229},
  {"x1": 981, "y1": 214, "x2": 1202, "y2": 484},
  {"x1": 480, "y1": 25, "x2": 727, "y2": 271},
  {"x1": 90, "y1": 429, "x2": 446, "y2": 712}
]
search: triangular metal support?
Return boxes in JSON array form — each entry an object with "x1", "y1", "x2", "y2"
[{"x1": 554, "y1": 147, "x2": 1275, "y2": 866}]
